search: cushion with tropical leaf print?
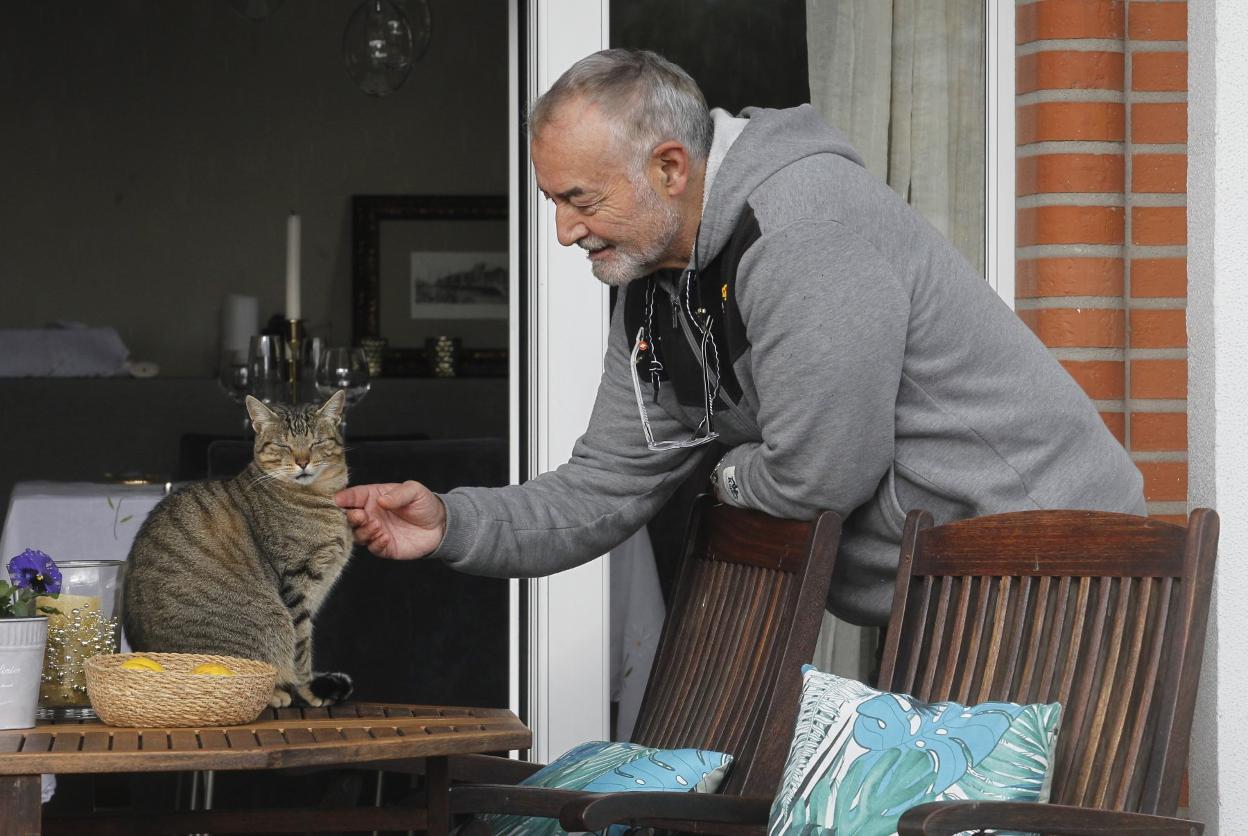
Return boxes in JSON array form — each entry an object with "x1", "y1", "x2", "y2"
[
  {"x1": 767, "y1": 667, "x2": 1061, "y2": 836},
  {"x1": 475, "y1": 740, "x2": 733, "y2": 836}
]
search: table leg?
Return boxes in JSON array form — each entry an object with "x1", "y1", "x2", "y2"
[
  {"x1": 0, "y1": 774, "x2": 41, "y2": 835},
  {"x1": 425, "y1": 756, "x2": 450, "y2": 836}
]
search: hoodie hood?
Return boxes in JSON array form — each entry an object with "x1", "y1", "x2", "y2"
[{"x1": 695, "y1": 104, "x2": 866, "y2": 266}]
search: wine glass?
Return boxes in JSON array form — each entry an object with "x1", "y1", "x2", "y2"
[
  {"x1": 315, "y1": 347, "x2": 371, "y2": 413},
  {"x1": 248, "y1": 335, "x2": 290, "y2": 405},
  {"x1": 217, "y1": 349, "x2": 251, "y2": 405}
]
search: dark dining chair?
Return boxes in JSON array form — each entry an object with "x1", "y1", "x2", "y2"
[
  {"x1": 559, "y1": 508, "x2": 1218, "y2": 836},
  {"x1": 447, "y1": 495, "x2": 844, "y2": 834}
]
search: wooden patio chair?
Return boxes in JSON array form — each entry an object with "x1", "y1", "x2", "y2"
[
  {"x1": 559, "y1": 508, "x2": 1218, "y2": 836},
  {"x1": 448, "y1": 495, "x2": 843, "y2": 834}
]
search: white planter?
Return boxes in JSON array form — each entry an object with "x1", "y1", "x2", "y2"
[{"x1": 0, "y1": 616, "x2": 48, "y2": 729}]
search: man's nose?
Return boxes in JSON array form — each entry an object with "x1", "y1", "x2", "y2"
[{"x1": 554, "y1": 204, "x2": 587, "y2": 247}]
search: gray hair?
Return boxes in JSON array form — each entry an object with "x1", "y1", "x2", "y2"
[{"x1": 529, "y1": 49, "x2": 713, "y2": 173}]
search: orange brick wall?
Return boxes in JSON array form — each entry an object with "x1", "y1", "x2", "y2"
[{"x1": 1016, "y1": 0, "x2": 1188, "y2": 525}]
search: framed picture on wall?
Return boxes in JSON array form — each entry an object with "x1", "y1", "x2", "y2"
[
  {"x1": 409, "y1": 251, "x2": 509, "y2": 320},
  {"x1": 351, "y1": 194, "x2": 508, "y2": 376}
]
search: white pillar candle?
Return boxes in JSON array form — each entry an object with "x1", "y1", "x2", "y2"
[
  {"x1": 221, "y1": 293, "x2": 259, "y2": 361},
  {"x1": 285, "y1": 212, "x2": 302, "y2": 321}
]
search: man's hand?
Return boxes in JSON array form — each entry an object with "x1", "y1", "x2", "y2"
[{"x1": 334, "y1": 481, "x2": 447, "y2": 560}]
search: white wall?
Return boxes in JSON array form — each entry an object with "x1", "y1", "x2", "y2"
[{"x1": 1188, "y1": 0, "x2": 1248, "y2": 830}]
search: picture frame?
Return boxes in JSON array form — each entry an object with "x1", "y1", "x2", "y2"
[{"x1": 351, "y1": 194, "x2": 508, "y2": 377}]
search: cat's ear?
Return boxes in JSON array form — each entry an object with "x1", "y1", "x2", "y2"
[
  {"x1": 317, "y1": 389, "x2": 347, "y2": 425},
  {"x1": 245, "y1": 395, "x2": 279, "y2": 432}
]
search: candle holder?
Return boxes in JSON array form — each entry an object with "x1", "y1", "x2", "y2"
[
  {"x1": 286, "y1": 318, "x2": 303, "y2": 404},
  {"x1": 37, "y1": 560, "x2": 125, "y2": 721}
]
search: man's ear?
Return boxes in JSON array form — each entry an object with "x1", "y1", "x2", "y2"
[{"x1": 651, "y1": 140, "x2": 691, "y2": 197}]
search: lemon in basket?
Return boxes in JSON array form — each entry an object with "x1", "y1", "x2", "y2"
[
  {"x1": 119, "y1": 656, "x2": 165, "y2": 672},
  {"x1": 190, "y1": 662, "x2": 236, "y2": 676}
]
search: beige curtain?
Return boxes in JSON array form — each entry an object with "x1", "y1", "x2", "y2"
[
  {"x1": 805, "y1": 0, "x2": 986, "y2": 680},
  {"x1": 807, "y1": 0, "x2": 985, "y2": 272}
]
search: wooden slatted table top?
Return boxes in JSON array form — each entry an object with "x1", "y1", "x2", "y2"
[{"x1": 0, "y1": 702, "x2": 530, "y2": 775}]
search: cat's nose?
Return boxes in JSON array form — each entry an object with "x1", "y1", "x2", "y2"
[{"x1": 295, "y1": 455, "x2": 310, "y2": 468}]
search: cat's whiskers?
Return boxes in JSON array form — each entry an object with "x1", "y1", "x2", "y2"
[{"x1": 244, "y1": 469, "x2": 281, "y2": 491}]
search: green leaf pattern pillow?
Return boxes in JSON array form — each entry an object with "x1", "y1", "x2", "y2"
[
  {"x1": 768, "y1": 669, "x2": 1061, "y2": 836},
  {"x1": 480, "y1": 740, "x2": 733, "y2": 836}
]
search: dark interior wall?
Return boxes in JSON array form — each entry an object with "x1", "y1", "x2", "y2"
[
  {"x1": 610, "y1": 0, "x2": 809, "y2": 114},
  {"x1": 0, "y1": 0, "x2": 508, "y2": 377},
  {"x1": 0, "y1": 377, "x2": 508, "y2": 528}
]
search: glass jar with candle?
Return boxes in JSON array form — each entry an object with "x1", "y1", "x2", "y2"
[{"x1": 37, "y1": 560, "x2": 125, "y2": 720}]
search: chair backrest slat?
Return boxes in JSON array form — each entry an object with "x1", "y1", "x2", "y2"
[
  {"x1": 899, "y1": 576, "x2": 933, "y2": 694},
  {"x1": 954, "y1": 576, "x2": 992, "y2": 704},
  {"x1": 990, "y1": 575, "x2": 1026, "y2": 702},
  {"x1": 1016, "y1": 575, "x2": 1049, "y2": 702},
  {"x1": 1138, "y1": 573, "x2": 1182, "y2": 809},
  {"x1": 877, "y1": 509, "x2": 1218, "y2": 817},
  {"x1": 1091, "y1": 576, "x2": 1151, "y2": 808},
  {"x1": 630, "y1": 497, "x2": 841, "y2": 797},
  {"x1": 1055, "y1": 576, "x2": 1112, "y2": 783},
  {"x1": 1071, "y1": 576, "x2": 1132, "y2": 804},
  {"x1": 974, "y1": 576, "x2": 1011, "y2": 704},
  {"x1": 1038, "y1": 576, "x2": 1074, "y2": 703}
]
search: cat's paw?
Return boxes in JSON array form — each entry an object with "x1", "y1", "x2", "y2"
[
  {"x1": 269, "y1": 686, "x2": 294, "y2": 708},
  {"x1": 308, "y1": 671, "x2": 354, "y2": 705}
]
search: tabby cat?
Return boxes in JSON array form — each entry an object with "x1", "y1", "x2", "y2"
[{"x1": 123, "y1": 390, "x2": 354, "y2": 707}]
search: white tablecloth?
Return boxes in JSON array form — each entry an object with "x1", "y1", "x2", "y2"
[
  {"x1": 0, "y1": 327, "x2": 129, "y2": 377},
  {"x1": 0, "y1": 481, "x2": 166, "y2": 566}
]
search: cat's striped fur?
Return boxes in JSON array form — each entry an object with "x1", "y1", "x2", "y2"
[{"x1": 123, "y1": 391, "x2": 354, "y2": 707}]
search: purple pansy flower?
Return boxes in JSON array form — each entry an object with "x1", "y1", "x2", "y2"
[{"x1": 7, "y1": 549, "x2": 62, "y2": 595}]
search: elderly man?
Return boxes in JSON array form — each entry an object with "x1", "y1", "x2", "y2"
[{"x1": 336, "y1": 49, "x2": 1143, "y2": 626}]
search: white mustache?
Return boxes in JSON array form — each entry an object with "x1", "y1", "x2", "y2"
[{"x1": 577, "y1": 236, "x2": 609, "y2": 251}]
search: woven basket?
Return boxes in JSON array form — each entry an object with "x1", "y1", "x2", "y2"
[{"x1": 85, "y1": 652, "x2": 276, "y2": 727}]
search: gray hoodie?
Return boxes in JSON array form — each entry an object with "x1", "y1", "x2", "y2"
[{"x1": 434, "y1": 105, "x2": 1145, "y2": 625}]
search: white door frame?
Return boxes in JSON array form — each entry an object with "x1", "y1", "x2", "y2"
[
  {"x1": 510, "y1": 0, "x2": 612, "y2": 763},
  {"x1": 986, "y1": 0, "x2": 1016, "y2": 305}
]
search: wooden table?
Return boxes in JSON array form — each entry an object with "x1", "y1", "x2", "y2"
[{"x1": 0, "y1": 702, "x2": 531, "y2": 835}]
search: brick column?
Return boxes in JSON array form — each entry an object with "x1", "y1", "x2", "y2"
[{"x1": 1016, "y1": 0, "x2": 1188, "y2": 522}]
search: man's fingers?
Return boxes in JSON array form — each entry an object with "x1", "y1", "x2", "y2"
[
  {"x1": 377, "y1": 480, "x2": 426, "y2": 510},
  {"x1": 334, "y1": 486, "x2": 369, "y2": 508},
  {"x1": 334, "y1": 483, "x2": 401, "y2": 509},
  {"x1": 345, "y1": 509, "x2": 370, "y2": 527}
]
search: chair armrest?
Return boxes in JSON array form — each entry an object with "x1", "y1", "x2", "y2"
[
  {"x1": 449, "y1": 784, "x2": 593, "y2": 818},
  {"x1": 560, "y1": 792, "x2": 773, "y2": 833},
  {"x1": 348, "y1": 753, "x2": 546, "y2": 783},
  {"x1": 446, "y1": 754, "x2": 546, "y2": 783},
  {"x1": 896, "y1": 801, "x2": 1203, "y2": 836}
]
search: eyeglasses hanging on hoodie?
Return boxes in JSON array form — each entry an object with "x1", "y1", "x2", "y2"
[{"x1": 629, "y1": 267, "x2": 722, "y2": 452}]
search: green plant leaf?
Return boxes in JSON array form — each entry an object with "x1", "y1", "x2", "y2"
[
  {"x1": 834, "y1": 747, "x2": 938, "y2": 836},
  {"x1": 956, "y1": 703, "x2": 1060, "y2": 801}
]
